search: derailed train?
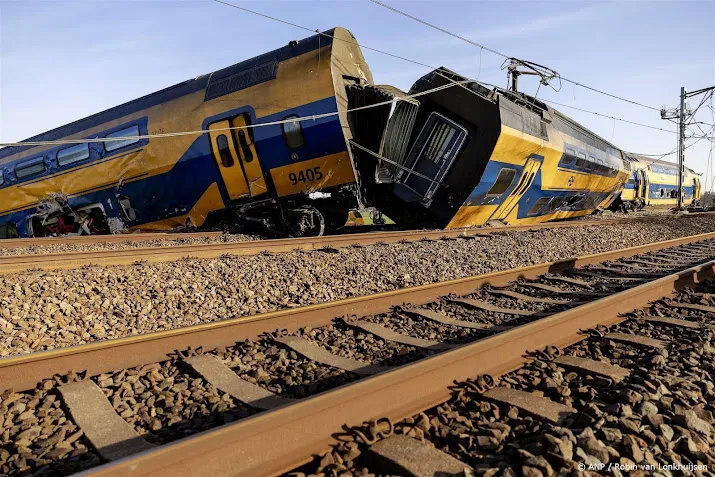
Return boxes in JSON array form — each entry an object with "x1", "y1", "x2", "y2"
[
  {"x1": 0, "y1": 27, "x2": 701, "y2": 239},
  {"x1": 614, "y1": 154, "x2": 701, "y2": 211}
]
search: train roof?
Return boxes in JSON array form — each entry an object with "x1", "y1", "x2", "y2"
[
  {"x1": 626, "y1": 153, "x2": 699, "y2": 175},
  {"x1": 0, "y1": 28, "x2": 339, "y2": 160},
  {"x1": 430, "y1": 70, "x2": 624, "y2": 155}
]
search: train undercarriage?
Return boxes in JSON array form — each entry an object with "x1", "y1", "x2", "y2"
[{"x1": 27, "y1": 195, "x2": 114, "y2": 238}]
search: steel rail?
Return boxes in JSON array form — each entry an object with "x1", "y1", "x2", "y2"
[
  {"x1": 0, "y1": 231, "x2": 223, "y2": 248},
  {"x1": 1, "y1": 230, "x2": 714, "y2": 395},
  {"x1": 0, "y1": 214, "x2": 711, "y2": 274},
  {"x1": 81, "y1": 241, "x2": 715, "y2": 477}
]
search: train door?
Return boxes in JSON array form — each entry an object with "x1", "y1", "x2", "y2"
[
  {"x1": 489, "y1": 156, "x2": 542, "y2": 221},
  {"x1": 693, "y1": 177, "x2": 700, "y2": 203},
  {"x1": 208, "y1": 114, "x2": 268, "y2": 201},
  {"x1": 642, "y1": 171, "x2": 650, "y2": 205},
  {"x1": 231, "y1": 114, "x2": 268, "y2": 197},
  {"x1": 400, "y1": 113, "x2": 468, "y2": 202}
]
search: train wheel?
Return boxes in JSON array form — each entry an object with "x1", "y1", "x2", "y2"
[
  {"x1": 283, "y1": 205, "x2": 325, "y2": 237},
  {"x1": 323, "y1": 209, "x2": 349, "y2": 232}
]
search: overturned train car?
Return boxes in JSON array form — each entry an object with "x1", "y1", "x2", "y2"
[
  {"x1": 349, "y1": 69, "x2": 632, "y2": 229},
  {"x1": 0, "y1": 27, "x2": 370, "y2": 239}
]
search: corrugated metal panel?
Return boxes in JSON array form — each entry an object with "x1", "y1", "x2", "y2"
[{"x1": 205, "y1": 62, "x2": 278, "y2": 102}]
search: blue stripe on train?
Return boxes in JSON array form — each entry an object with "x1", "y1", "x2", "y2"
[
  {"x1": 648, "y1": 183, "x2": 694, "y2": 200},
  {"x1": 201, "y1": 96, "x2": 345, "y2": 172},
  {"x1": 0, "y1": 97, "x2": 348, "y2": 235},
  {"x1": 461, "y1": 158, "x2": 612, "y2": 220}
]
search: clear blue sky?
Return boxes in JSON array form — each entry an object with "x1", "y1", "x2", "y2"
[{"x1": 1, "y1": 1, "x2": 714, "y2": 186}]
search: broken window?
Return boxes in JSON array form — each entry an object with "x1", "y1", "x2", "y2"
[
  {"x1": 486, "y1": 168, "x2": 516, "y2": 197},
  {"x1": 527, "y1": 197, "x2": 551, "y2": 215}
]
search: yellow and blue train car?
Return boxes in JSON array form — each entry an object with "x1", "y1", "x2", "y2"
[
  {"x1": 0, "y1": 27, "x2": 372, "y2": 238},
  {"x1": 349, "y1": 68, "x2": 630, "y2": 229},
  {"x1": 616, "y1": 154, "x2": 701, "y2": 210}
]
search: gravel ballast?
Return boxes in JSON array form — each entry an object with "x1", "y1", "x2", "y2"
[
  {"x1": 0, "y1": 233, "x2": 260, "y2": 257},
  {"x1": 2, "y1": 215, "x2": 715, "y2": 357},
  {"x1": 297, "y1": 282, "x2": 715, "y2": 477}
]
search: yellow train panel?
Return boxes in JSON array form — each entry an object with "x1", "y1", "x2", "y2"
[{"x1": 270, "y1": 152, "x2": 356, "y2": 197}]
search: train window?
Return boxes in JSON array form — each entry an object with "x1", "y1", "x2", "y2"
[
  {"x1": 15, "y1": 158, "x2": 45, "y2": 179},
  {"x1": 565, "y1": 194, "x2": 582, "y2": 207},
  {"x1": 486, "y1": 168, "x2": 516, "y2": 196},
  {"x1": 105, "y1": 125, "x2": 140, "y2": 152},
  {"x1": 0, "y1": 223, "x2": 18, "y2": 239},
  {"x1": 594, "y1": 157, "x2": 603, "y2": 173},
  {"x1": 216, "y1": 134, "x2": 234, "y2": 167},
  {"x1": 528, "y1": 197, "x2": 551, "y2": 215},
  {"x1": 547, "y1": 197, "x2": 565, "y2": 211},
  {"x1": 237, "y1": 130, "x2": 254, "y2": 162},
  {"x1": 660, "y1": 188, "x2": 665, "y2": 197},
  {"x1": 282, "y1": 115, "x2": 305, "y2": 149},
  {"x1": 560, "y1": 154, "x2": 574, "y2": 167},
  {"x1": 0, "y1": 171, "x2": 4, "y2": 186},
  {"x1": 57, "y1": 143, "x2": 90, "y2": 167},
  {"x1": 575, "y1": 152, "x2": 587, "y2": 168},
  {"x1": 561, "y1": 148, "x2": 576, "y2": 166}
]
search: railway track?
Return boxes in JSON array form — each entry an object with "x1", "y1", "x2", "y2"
[
  {"x1": 0, "y1": 231, "x2": 224, "y2": 249},
  {"x1": 1, "y1": 231, "x2": 715, "y2": 476},
  {"x1": 1, "y1": 213, "x2": 713, "y2": 274}
]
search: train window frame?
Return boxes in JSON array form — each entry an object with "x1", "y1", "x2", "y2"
[
  {"x1": 281, "y1": 115, "x2": 305, "y2": 150},
  {"x1": 104, "y1": 125, "x2": 140, "y2": 152},
  {"x1": 216, "y1": 134, "x2": 235, "y2": 167},
  {"x1": 527, "y1": 196, "x2": 551, "y2": 216},
  {"x1": 486, "y1": 168, "x2": 517, "y2": 197},
  {"x1": 15, "y1": 157, "x2": 46, "y2": 179},
  {"x1": 575, "y1": 152, "x2": 587, "y2": 168},
  {"x1": 561, "y1": 147, "x2": 576, "y2": 167},
  {"x1": 57, "y1": 143, "x2": 90, "y2": 167},
  {"x1": 594, "y1": 157, "x2": 603, "y2": 172}
]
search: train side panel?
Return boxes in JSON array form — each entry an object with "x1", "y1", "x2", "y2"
[
  {"x1": 349, "y1": 68, "x2": 631, "y2": 230},
  {"x1": 615, "y1": 154, "x2": 701, "y2": 211},
  {"x1": 0, "y1": 28, "x2": 367, "y2": 238}
]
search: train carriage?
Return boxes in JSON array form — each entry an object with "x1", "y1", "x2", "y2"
[
  {"x1": 0, "y1": 27, "x2": 372, "y2": 238},
  {"x1": 348, "y1": 68, "x2": 631, "y2": 229},
  {"x1": 616, "y1": 154, "x2": 701, "y2": 211},
  {"x1": 0, "y1": 27, "x2": 702, "y2": 240}
]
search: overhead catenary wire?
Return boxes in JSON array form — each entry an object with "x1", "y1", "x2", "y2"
[
  {"x1": 0, "y1": 0, "x2": 500, "y2": 149},
  {"x1": 0, "y1": 80, "x2": 465, "y2": 148},
  {"x1": 469, "y1": 77, "x2": 677, "y2": 135},
  {"x1": 214, "y1": 0, "x2": 665, "y2": 128},
  {"x1": 213, "y1": 0, "x2": 435, "y2": 71},
  {"x1": 542, "y1": 100, "x2": 678, "y2": 134},
  {"x1": 366, "y1": 0, "x2": 661, "y2": 112}
]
